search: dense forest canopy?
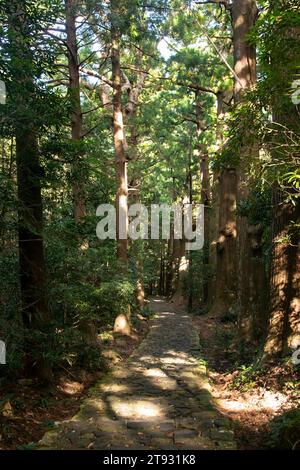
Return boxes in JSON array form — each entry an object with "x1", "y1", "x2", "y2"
[{"x1": 0, "y1": 0, "x2": 299, "y2": 451}]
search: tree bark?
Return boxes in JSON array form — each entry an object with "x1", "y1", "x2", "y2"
[
  {"x1": 207, "y1": 170, "x2": 220, "y2": 308},
  {"x1": 264, "y1": 193, "x2": 300, "y2": 358},
  {"x1": 210, "y1": 168, "x2": 237, "y2": 315},
  {"x1": 209, "y1": 94, "x2": 238, "y2": 317},
  {"x1": 207, "y1": 90, "x2": 230, "y2": 308},
  {"x1": 166, "y1": 230, "x2": 175, "y2": 298},
  {"x1": 232, "y1": 0, "x2": 257, "y2": 101},
  {"x1": 201, "y1": 151, "x2": 210, "y2": 304},
  {"x1": 231, "y1": 0, "x2": 262, "y2": 341},
  {"x1": 172, "y1": 237, "x2": 188, "y2": 306},
  {"x1": 111, "y1": 1, "x2": 128, "y2": 266},
  {"x1": 125, "y1": 65, "x2": 147, "y2": 308},
  {"x1": 65, "y1": 0, "x2": 98, "y2": 345},
  {"x1": 194, "y1": 92, "x2": 210, "y2": 305},
  {"x1": 65, "y1": 0, "x2": 86, "y2": 224},
  {"x1": 8, "y1": 2, "x2": 52, "y2": 382},
  {"x1": 16, "y1": 130, "x2": 52, "y2": 382},
  {"x1": 263, "y1": 2, "x2": 300, "y2": 356}
]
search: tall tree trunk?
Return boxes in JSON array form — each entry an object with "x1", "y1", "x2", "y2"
[
  {"x1": 110, "y1": 0, "x2": 131, "y2": 335},
  {"x1": 210, "y1": 89, "x2": 238, "y2": 318},
  {"x1": 210, "y1": 168, "x2": 237, "y2": 315},
  {"x1": 128, "y1": 176, "x2": 145, "y2": 309},
  {"x1": 263, "y1": 0, "x2": 300, "y2": 357},
  {"x1": 207, "y1": 90, "x2": 230, "y2": 308},
  {"x1": 166, "y1": 230, "x2": 174, "y2": 298},
  {"x1": 194, "y1": 91, "x2": 210, "y2": 305},
  {"x1": 111, "y1": 2, "x2": 128, "y2": 266},
  {"x1": 201, "y1": 152, "x2": 210, "y2": 304},
  {"x1": 8, "y1": 2, "x2": 52, "y2": 382},
  {"x1": 207, "y1": 170, "x2": 220, "y2": 308},
  {"x1": 287, "y1": 201, "x2": 300, "y2": 350},
  {"x1": 264, "y1": 193, "x2": 300, "y2": 358},
  {"x1": 65, "y1": 0, "x2": 86, "y2": 224},
  {"x1": 232, "y1": 0, "x2": 260, "y2": 341},
  {"x1": 172, "y1": 237, "x2": 188, "y2": 306},
  {"x1": 158, "y1": 243, "x2": 165, "y2": 296},
  {"x1": 65, "y1": 0, "x2": 96, "y2": 344},
  {"x1": 187, "y1": 139, "x2": 194, "y2": 311},
  {"x1": 126, "y1": 88, "x2": 145, "y2": 309},
  {"x1": 16, "y1": 129, "x2": 52, "y2": 382}
]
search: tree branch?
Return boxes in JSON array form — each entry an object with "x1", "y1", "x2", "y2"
[
  {"x1": 79, "y1": 67, "x2": 113, "y2": 87},
  {"x1": 120, "y1": 66, "x2": 217, "y2": 96},
  {"x1": 195, "y1": 0, "x2": 231, "y2": 11}
]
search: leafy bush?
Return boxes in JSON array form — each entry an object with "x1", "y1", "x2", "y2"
[
  {"x1": 95, "y1": 279, "x2": 136, "y2": 319},
  {"x1": 0, "y1": 251, "x2": 23, "y2": 375},
  {"x1": 140, "y1": 305, "x2": 155, "y2": 320},
  {"x1": 220, "y1": 309, "x2": 237, "y2": 324},
  {"x1": 46, "y1": 277, "x2": 136, "y2": 368},
  {"x1": 268, "y1": 409, "x2": 300, "y2": 449},
  {"x1": 231, "y1": 364, "x2": 258, "y2": 392}
]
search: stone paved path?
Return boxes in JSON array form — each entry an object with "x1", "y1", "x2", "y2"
[{"x1": 39, "y1": 299, "x2": 236, "y2": 450}]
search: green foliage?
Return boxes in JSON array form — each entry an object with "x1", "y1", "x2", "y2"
[
  {"x1": 184, "y1": 250, "x2": 207, "y2": 309},
  {"x1": 219, "y1": 310, "x2": 237, "y2": 324},
  {"x1": 0, "y1": 252, "x2": 23, "y2": 374},
  {"x1": 267, "y1": 409, "x2": 300, "y2": 450},
  {"x1": 17, "y1": 443, "x2": 37, "y2": 451},
  {"x1": 231, "y1": 364, "x2": 258, "y2": 392},
  {"x1": 95, "y1": 279, "x2": 136, "y2": 319},
  {"x1": 237, "y1": 187, "x2": 272, "y2": 261},
  {"x1": 282, "y1": 170, "x2": 300, "y2": 202},
  {"x1": 140, "y1": 305, "x2": 155, "y2": 320},
  {"x1": 237, "y1": 188, "x2": 272, "y2": 227}
]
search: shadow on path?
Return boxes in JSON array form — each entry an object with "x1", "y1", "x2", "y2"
[{"x1": 38, "y1": 298, "x2": 236, "y2": 450}]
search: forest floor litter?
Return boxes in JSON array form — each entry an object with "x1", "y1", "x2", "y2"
[
  {"x1": 0, "y1": 316, "x2": 149, "y2": 450},
  {"x1": 192, "y1": 311, "x2": 300, "y2": 449}
]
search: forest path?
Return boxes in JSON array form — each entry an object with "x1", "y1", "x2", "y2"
[{"x1": 39, "y1": 298, "x2": 236, "y2": 450}]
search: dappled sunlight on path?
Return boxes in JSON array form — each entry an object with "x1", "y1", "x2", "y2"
[{"x1": 39, "y1": 298, "x2": 236, "y2": 450}]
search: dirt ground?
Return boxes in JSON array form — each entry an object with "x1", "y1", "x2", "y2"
[
  {"x1": 192, "y1": 313, "x2": 300, "y2": 449},
  {"x1": 0, "y1": 317, "x2": 149, "y2": 450}
]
